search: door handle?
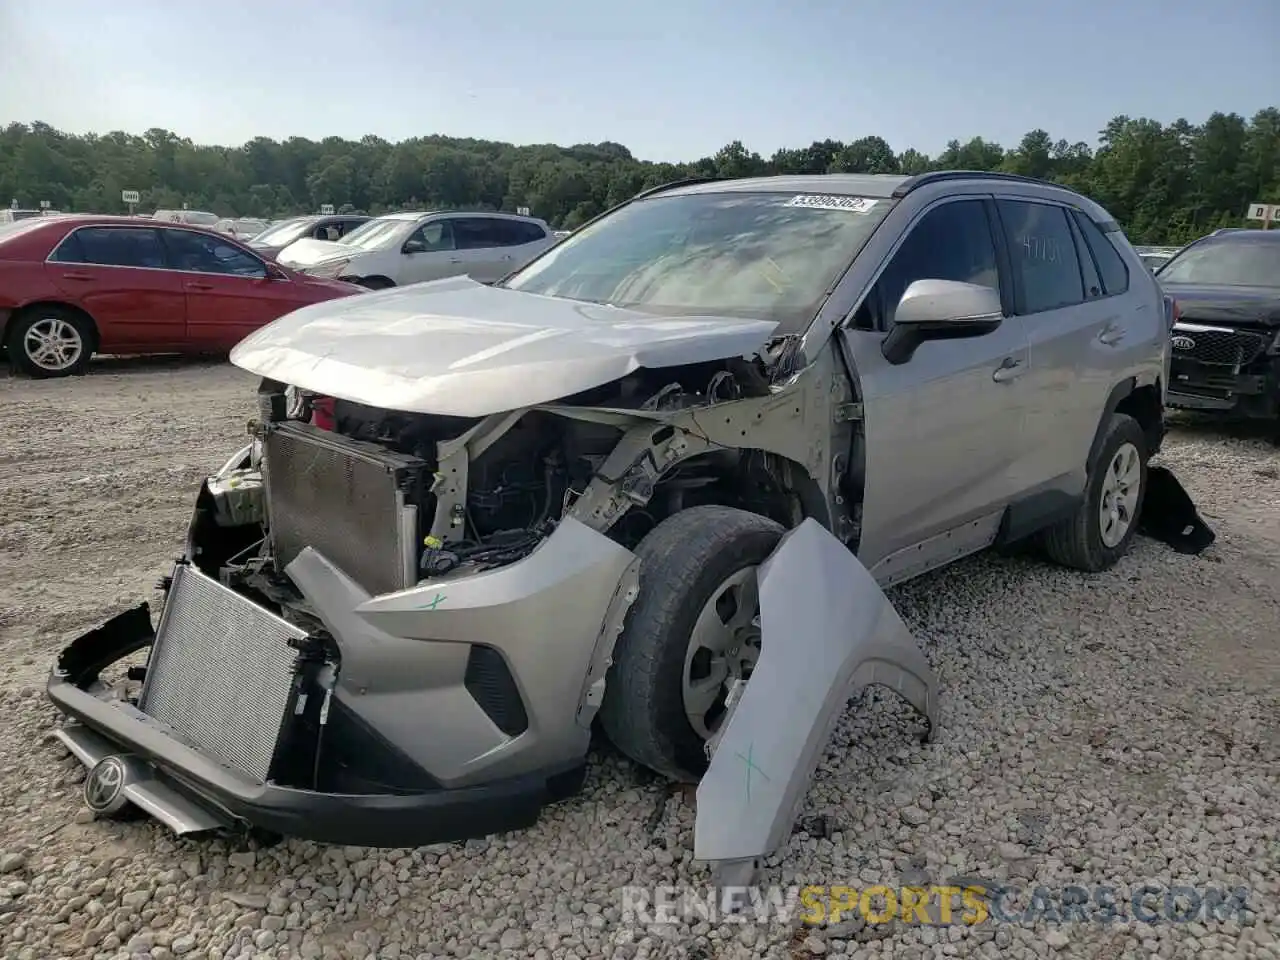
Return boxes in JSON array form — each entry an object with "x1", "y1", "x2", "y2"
[
  {"x1": 60, "y1": 272, "x2": 95, "y2": 281},
  {"x1": 500, "y1": 254, "x2": 514, "y2": 261},
  {"x1": 992, "y1": 356, "x2": 1026, "y2": 382},
  {"x1": 1098, "y1": 324, "x2": 1125, "y2": 345},
  {"x1": 448, "y1": 257, "x2": 463, "y2": 264},
  {"x1": 186, "y1": 282, "x2": 215, "y2": 291}
]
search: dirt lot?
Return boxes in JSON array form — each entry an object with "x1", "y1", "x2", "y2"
[{"x1": 0, "y1": 359, "x2": 1277, "y2": 960}]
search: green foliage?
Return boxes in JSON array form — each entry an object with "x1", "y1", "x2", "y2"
[{"x1": 1, "y1": 109, "x2": 1277, "y2": 245}]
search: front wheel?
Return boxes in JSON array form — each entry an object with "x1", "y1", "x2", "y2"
[
  {"x1": 598, "y1": 505, "x2": 784, "y2": 782},
  {"x1": 6, "y1": 307, "x2": 95, "y2": 378},
  {"x1": 1041, "y1": 413, "x2": 1148, "y2": 572}
]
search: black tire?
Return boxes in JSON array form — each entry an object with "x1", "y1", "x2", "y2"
[
  {"x1": 353, "y1": 276, "x2": 395, "y2": 290},
  {"x1": 1041, "y1": 413, "x2": 1149, "y2": 572},
  {"x1": 598, "y1": 505, "x2": 784, "y2": 782},
  {"x1": 5, "y1": 306, "x2": 95, "y2": 378}
]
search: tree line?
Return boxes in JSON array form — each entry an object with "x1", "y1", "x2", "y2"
[{"x1": 1, "y1": 108, "x2": 1277, "y2": 245}]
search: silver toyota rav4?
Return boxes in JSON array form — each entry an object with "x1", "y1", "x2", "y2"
[{"x1": 49, "y1": 171, "x2": 1169, "y2": 883}]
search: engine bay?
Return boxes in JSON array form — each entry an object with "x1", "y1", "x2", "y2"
[{"x1": 194, "y1": 355, "x2": 787, "y2": 621}]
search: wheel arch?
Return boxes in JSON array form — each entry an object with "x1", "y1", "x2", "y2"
[
  {"x1": 7, "y1": 300, "x2": 101, "y2": 352},
  {"x1": 603, "y1": 447, "x2": 832, "y2": 548},
  {"x1": 1088, "y1": 378, "x2": 1164, "y2": 472}
]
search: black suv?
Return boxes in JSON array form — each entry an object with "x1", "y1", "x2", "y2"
[{"x1": 1159, "y1": 229, "x2": 1280, "y2": 421}]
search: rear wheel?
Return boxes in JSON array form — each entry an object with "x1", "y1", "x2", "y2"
[
  {"x1": 6, "y1": 307, "x2": 95, "y2": 378},
  {"x1": 598, "y1": 505, "x2": 784, "y2": 782},
  {"x1": 1041, "y1": 413, "x2": 1148, "y2": 571}
]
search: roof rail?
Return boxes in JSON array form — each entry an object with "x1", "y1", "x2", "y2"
[
  {"x1": 632, "y1": 176, "x2": 725, "y2": 201},
  {"x1": 891, "y1": 170, "x2": 1062, "y2": 198}
]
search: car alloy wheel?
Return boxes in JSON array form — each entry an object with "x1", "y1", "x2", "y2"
[
  {"x1": 1099, "y1": 441, "x2": 1142, "y2": 548},
  {"x1": 23, "y1": 316, "x2": 85, "y2": 373}
]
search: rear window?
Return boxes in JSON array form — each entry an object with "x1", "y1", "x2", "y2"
[{"x1": 502, "y1": 191, "x2": 892, "y2": 331}]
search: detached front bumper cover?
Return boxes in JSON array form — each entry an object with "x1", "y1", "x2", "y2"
[{"x1": 47, "y1": 603, "x2": 586, "y2": 847}]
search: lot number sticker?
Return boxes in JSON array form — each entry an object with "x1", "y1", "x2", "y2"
[{"x1": 785, "y1": 194, "x2": 877, "y2": 214}]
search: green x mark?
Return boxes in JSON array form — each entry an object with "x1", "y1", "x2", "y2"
[
  {"x1": 420, "y1": 593, "x2": 447, "y2": 610},
  {"x1": 735, "y1": 743, "x2": 771, "y2": 802}
]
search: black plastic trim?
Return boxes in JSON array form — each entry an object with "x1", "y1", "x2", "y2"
[
  {"x1": 892, "y1": 170, "x2": 1058, "y2": 198},
  {"x1": 995, "y1": 489, "x2": 1083, "y2": 546},
  {"x1": 464, "y1": 645, "x2": 530, "y2": 737},
  {"x1": 1087, "y1": 378, "x2": 1137, "y2": 473}
]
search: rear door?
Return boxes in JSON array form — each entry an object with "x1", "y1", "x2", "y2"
[
  {"x1": 45, "y1": 225, "x2": 186, "y2": 350},
  {"x1": 160, "y1": 227, "x2": 293, "y2": 350},
  {"x1": 993, "y1": 199, "x2": 1135, "y2": 492},
  {"x1": 446, "y1": 217, "x2": 506, "y2": 282}
]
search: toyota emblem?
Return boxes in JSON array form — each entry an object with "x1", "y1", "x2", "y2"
[
  {"x1": 84, "y1": 756, "x2": 130, "y2": 815},
  {"x1": 1171, "y1": 335, "x2": 1196, "y2": 351}
]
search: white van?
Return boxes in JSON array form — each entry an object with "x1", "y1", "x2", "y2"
[{"x1": 152, "y1": 209, "x2": 221, "y2": 227}]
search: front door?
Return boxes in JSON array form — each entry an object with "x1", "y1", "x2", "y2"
[
  {"x1": 45, "y1": 224, "x2": 186, "y2": 351},
  {"x1": 398, "y1": 219, "x2": 460, "y2": 286},
  {"x1": 840, "y1": 196, "x2": 1030, "y2": 581},
  {"x1": 160, "y1": 227, "x2": 289, "y2": 349}
]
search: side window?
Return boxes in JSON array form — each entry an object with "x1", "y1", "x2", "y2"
[
  {"x1": 315, "y1": 222, "x2": 341, "y2": 242},
  {"x1": 49, "y1": 227, "x2": 167, "y2": 268},
  {"x1": 996, "y1": 200, "x2": 1084, "y2": 314},
  {"x1": 452, "y1": 218, "x2": 508, "y2": 250},
  {"x1": 162, "y1": 229, "x2": 266, "y2": 277},
  {"x1": 1066, "y1": 215, "x2": 1103, "y2": 299},
  {"x1": 1072, "y1": 211, "x2": 1130, "y2": 296},
  {"x1": 336, "y1": 219, "x2": 363, "y2": 238},
  {"x1": 405, "y1": 220, "x2": 454, "y2": 253},
  {"x1": 509, "y1": 220, "x2": 547, "y2": 245},
  {"x1": 854, "y1": 200, "x2": 1000, "y2": 331},
  {"x1": 47, "y1": 231, "x2": 87, "y2": 263}
]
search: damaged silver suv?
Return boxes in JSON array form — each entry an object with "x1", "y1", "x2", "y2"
[{"x1": 49, "y1": 172, "x2": 1168, "y2": 880}]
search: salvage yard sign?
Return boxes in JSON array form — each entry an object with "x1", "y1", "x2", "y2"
[{"x1": 1245, "y1": 202, "x2": 1275, "y2": 226}]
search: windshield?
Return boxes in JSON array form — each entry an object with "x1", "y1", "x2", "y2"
[
  {"x1": 339, "y1": 217, "x2": 414, "y2": 251},
  {"x1": 1157, "y1": 239, "x2": 1280, "y2": 287},
  {"x1": 184, "y1": 212, "x2": 220, "y2": 226},
  {"x1": 252, "y1": 218, "x2": 313, "y2": 246},
  {"x1": 501, "y1": 191, "x2": 892, "y2": 329}
]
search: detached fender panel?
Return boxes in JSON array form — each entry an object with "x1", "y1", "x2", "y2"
[{"x1": 694, "y1": 518, "x2": 939, "y2": 866}]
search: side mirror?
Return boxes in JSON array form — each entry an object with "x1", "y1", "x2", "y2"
[
  {"x1": 265, "y1": 262, "x2": 289, "y2": 281},
  {"x1": 402, "y1": 239, "x2": 427, "y2": 255},
  {"x1": 881, "y1": 279, "x2": 1003, "y2": 365}
]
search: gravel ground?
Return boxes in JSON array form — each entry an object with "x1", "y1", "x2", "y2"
[{"x1": 0, "y1": 359, "x2": 1277, "y2": 960}]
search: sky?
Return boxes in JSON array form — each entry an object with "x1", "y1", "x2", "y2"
[{"x1": 1, "y1": 0, "x2": 1277, "y2": 163}]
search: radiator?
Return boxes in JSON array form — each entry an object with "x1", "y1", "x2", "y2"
[
  {"x1": 261, "y1": 421, "x2": 427, "y2": 598},
  {"x1": 138, "y1": 564, "x2": 305, "y2": 782}
]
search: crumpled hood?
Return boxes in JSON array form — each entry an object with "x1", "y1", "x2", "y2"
[
  {"x1": 229, "y1": 276, "x2": 780, "y2": 417},
  {"x1": 276, "y1": 238, "x2": 355, "y2": 268},
  {"x1": 1160, "y1": 282, "x2": 1280, "y2": 327}
]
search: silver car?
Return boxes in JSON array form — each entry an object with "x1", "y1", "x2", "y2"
[{"x1": 48, "y1": 172, "x2": 1168, "y2": 883}]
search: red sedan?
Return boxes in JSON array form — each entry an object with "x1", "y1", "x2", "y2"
[{"x1": 0, "y1": 215, "x2": 362, "y2": 377}]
